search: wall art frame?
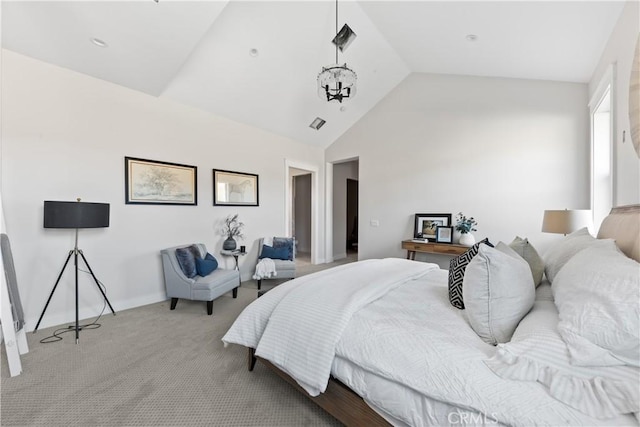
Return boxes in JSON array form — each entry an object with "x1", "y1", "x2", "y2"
[
  {"x1": 125, "y1": 156, "x2": 197, "y2": 205},
  {"x1": 414, "y1": 213, "x2": 452, "y2": 241},
  {"x1": 213, "y1": 169, "x2": 259, "y2": 207}
]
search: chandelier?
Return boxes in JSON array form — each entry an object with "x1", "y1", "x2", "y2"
[{"x1": 317, "y1": 0, "x2": 357, "y2": 103}]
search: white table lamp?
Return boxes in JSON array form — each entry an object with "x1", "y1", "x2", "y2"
[{"x1": 542, "y1": 209, "x2": 593, "y2": 235}]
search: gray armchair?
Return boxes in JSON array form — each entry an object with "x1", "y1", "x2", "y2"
[
  {"x1": 256, "y1": 237, "x2": 296, "y2": 290},
  {"x1": 161, "y1": 243, "x2": 239, "y2": 315}
]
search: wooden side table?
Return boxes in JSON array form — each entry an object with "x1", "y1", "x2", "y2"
[{"x1": 401, "y1": 240, "x2": 468, "y2": 260}]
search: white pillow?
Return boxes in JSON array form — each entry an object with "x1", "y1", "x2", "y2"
[
  {"x1": 463, "y1": 243, "x2": 535, "y2": 345},
  {"x1": 485, "y1": 298, "x2": 640, "y2": 419},
  {"x1": 552, "y1": 240, "x2": 640, "y2": 367},
  {"x1": 509, "y1": 236, "x2": 544, "y2": 286},
  {"x1": 543, "y1": 227, "x2": 597, "y2": 283}
]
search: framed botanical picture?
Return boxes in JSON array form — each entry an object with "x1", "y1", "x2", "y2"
[
  {"x1": 436, "y1": 226, "x2": 454, "y2": 244},
  {"x1": 125, "y1": 157, "x2": 197, "y2": 205},
  {"x1": 213, "y1": 169, "x2": 259, "y2": 207},
  {"x1": 414, "y1": 213, "x2": 452, "y2": 240}
]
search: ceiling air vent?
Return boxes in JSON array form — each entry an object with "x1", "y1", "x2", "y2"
[{"x1": 309, "y1": 117, "x2": 326, "y2": 130}]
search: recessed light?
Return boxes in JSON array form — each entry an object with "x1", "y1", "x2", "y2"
[
  {"x1": 249, "y1": 48, "x2": 259, "y2": 57},
  {"x1": 465, "y1": 34, "x2": 478, "y2": 42},
  {"x1": 90, "y1": 37, "x2": 108, "y2": 48},
  {"x1": 309, "y1": 117, "x2": 326, "y2": 130}
]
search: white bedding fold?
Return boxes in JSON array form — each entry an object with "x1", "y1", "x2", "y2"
[
  {"x1": 256, "y1": 258, "x2": 437, "y2": 396},
  {"x1": 224, "y1": 258, "x2": 437, "y2": 396}
]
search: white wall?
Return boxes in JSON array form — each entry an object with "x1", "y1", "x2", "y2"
[
  {"x1": 589, "y1": 0, "x2": 640, "y2": 206},
  {"x1": 332, "y1": 160, "x2": 358, "y2": 259},
  {"x1": 1, "y1": 50, "x2": 324, "y2": 331},
  {"x1": 326, "y1": 73, "x2": 589, "y2": 267}
]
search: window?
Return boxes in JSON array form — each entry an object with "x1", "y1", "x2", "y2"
[{"x1": 589, "y1": 66, "x2": 615, "y2": 231}]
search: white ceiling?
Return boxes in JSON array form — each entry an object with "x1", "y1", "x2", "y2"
[{"x1": 1, "y1": 1, "x2": 626, "y2": 148}]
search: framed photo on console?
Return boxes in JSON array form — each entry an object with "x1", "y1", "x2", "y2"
[
  {"x1": 414, "y1": 213, "x2": 452, "y2": 241},
  {"x1": 436, "y1": 226, "x2": 454, "y2": 244}
]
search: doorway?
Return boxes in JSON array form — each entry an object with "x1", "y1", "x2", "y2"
[
  {"x1": 346, "y1": 179, "x2": 358, "y2": 255},
  {"x1": 292, "y1": 172, "x2": 312, "y2": 264},
  {"x1": 331, "y1": 159, "x2": 359, "y2": 261},
  {"x1": 285, "y1": 160, "x2": 318, "y2": 264}
]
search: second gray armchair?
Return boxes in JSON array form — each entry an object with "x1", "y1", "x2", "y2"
[{"x1": 255, "y1": 237, "x2": 296, "y2": 290}]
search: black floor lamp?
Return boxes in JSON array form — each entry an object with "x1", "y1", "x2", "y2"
[{"x1": 34, "y1": 199, "x2": 116, "y2": 343}]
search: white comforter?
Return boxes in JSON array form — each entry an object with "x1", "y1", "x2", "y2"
[
  {"x1": 224, "y1": 258, "x2": 437, "y2": 395},
  {"x1": 223, "y1": 260, "x2": 638, "y2": 426}
]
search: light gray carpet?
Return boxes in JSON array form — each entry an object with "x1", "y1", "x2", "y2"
[{"x1": 1, "y1": 255, "x2": 356, "y2": 426}]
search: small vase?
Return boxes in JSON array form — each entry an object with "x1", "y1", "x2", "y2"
[
  {"x1": 459, "y1": 233, "x2": 476, "y2": 247},
  {"x1": 453, "y1": 230, "x2": 462, "y2": 244},
  {"x1": 223, "y1": 237, "x2": 237, "y2": 251}
]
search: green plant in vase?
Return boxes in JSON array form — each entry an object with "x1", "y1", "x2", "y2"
[{"x1": 455, "y1": 212, "x2": 478, "y2": 246}]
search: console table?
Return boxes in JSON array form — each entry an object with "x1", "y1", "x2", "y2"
[{"x1": 401, "y1": 240, "x2": 468, "y2": 259}]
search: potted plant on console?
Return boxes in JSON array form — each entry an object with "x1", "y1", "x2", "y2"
[
  {"x1": 455, "y1": 212, "x2": 478, "y2": 247},
  {"x1": 222, "y1": 214, "x2": 244, "y2": 251}
]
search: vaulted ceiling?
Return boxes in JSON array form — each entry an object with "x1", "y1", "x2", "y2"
[{"x1": 1, "y1": 1, "x2": 626, "y2": 148}]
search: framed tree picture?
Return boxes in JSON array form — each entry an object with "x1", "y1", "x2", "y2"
[
  {"x1": 213, "y1": 169, "x2": 259, "y2": 207},
  {"x1": 125, "y1": 157, "x2": 197, "y2": 205}
]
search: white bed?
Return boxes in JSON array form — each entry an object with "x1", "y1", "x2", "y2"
[{"x1": 223, "y1": 206, "x2": 640, "y2": 426}]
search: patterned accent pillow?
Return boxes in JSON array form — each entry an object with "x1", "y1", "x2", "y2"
[{"x1": 448, "y1": 238, "x2": 493, "y2": 309}]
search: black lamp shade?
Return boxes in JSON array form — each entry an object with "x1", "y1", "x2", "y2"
[{"x1": 44, "y1": 201, "x2": 110, "y2": 229}]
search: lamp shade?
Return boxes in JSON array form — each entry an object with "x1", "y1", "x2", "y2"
[
  {"x1": 541, "y1": 209, "x2": 592, "y2": 235},
  {"x1": 44, "y1": 201, "x2": 110, "y2": 229}
]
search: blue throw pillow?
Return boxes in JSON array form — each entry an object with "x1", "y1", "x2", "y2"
[
  {"x1": 196, "y1": 253, "x2": 218, "y2": 277},
  {"x1": 175, "y1": 246, "x2": 198, "y2": 278},
  {"x1": 259, "y1": 245, "x2": 290, "y2": 260},
  {"x1": 272, "y1": 237, "x2": 294, "y2": 261}
]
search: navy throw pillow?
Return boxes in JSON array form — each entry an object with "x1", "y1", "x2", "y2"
[
  {"x1": 272, "y1": 237, "x2": 294, "y2": 261},
  {"x1": 259, "y1": 245, "x2": 290, "y2": 260},
  {"x1": 175, "y1": 246, "x2": 198, "y2": 278},
  {"x1": 196, "y1": 253, "x2": 218, "y2": 277}
]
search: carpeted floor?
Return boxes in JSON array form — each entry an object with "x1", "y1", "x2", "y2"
[{"x1": 0, "y1": 255, "x2": 356, "y2": 426}]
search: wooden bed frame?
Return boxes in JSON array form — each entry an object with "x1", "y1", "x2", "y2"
[
  {"x1": 245, "y1": 205, "x2": 639, "y2": 426},
  {"x1": 247, "y1": 348, "x2": 390, "y2": 426}
]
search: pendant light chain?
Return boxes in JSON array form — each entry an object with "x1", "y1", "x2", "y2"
[{"x1": 335, "y1": 0, "x2": 338, "y2": 64}]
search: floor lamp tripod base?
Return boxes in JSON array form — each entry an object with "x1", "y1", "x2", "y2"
[{"x1": 34, "y1": 247, "x2": 116, "y2": 343}]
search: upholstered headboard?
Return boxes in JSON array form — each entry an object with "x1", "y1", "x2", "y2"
[{"x1": 597, "y1": 205, "x2": 640, "y2": 263}]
